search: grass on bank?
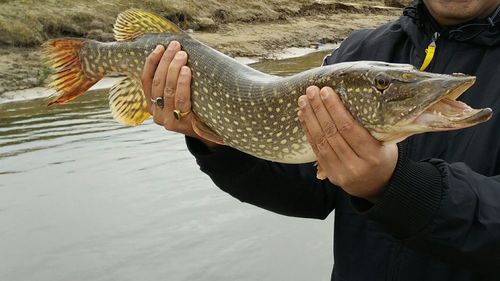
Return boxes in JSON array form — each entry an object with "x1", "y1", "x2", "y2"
[{"x1": 0, "y1": 0, "x2": 321, "y2": 47}]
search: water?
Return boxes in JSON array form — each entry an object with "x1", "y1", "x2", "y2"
[{"x1": 0, "y1": 50, "x2": 334, "y2": 281}]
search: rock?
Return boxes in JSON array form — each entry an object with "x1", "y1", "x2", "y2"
[
  {"x1": 23, "y1": 77, "x2": 39, "y2": 87},
  {"x1": 309, "y1": 42, "x2": 320, "y2": 49},
  {"x1": 213, "y1": 9, "x2": 231, "y2": 24},
  {"x1": 384, "y1": 0, "x2": 413, "y2": 8},
  {"x1": 196, "y1": 17, "x2": 217, "y2": 31}
]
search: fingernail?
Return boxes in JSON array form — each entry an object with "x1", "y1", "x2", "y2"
[
  {"x1": 320, "y1": 89, "x2": 330, "y2": 100},
  {"x1": 168, "y1": 41, "x2": 178, "y2": 50},
  {"x1": 181, "y1": 66, "x2": 190, "y2": 74},
  {"x1": 298, "y1": 97, "x2": 307, "y2": 108},
  {"x1": 306, "y1": 89, "x2": 316, "y2": 99},
  {"x1": 153, "y1": 45, "x2": 163, "y2": 54},
  {"x1": 176, "y1": 51, "x2": 186, "y2": 59}
]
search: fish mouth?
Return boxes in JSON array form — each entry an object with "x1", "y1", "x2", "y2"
[{"x1": 409, "y1": 76, "x2": 492, "y2": 130}]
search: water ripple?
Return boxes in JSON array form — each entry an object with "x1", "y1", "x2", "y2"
[{"x1": 0, "y1": 51, "x2": 334, "y2": 281}]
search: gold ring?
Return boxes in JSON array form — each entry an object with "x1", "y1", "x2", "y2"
[{"x1": 173, "y1": 109, "x2": 191, "y2": 120}]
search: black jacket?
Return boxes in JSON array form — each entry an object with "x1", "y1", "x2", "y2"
[{"x1": 186, "y1": 2, "x2": 500, "y2": 280}]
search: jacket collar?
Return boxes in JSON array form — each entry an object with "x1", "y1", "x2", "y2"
[{"x1": 401, "y1": 0, "x2": 500, "y2": 47}]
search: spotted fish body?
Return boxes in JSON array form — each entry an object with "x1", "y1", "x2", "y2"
[{"x1": 43, "y1": 9, "x2": 492, "y2": 164}]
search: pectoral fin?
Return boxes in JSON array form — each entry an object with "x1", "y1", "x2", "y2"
[
  {"x1": 191, "y1": 115, "x2": 225, "y2": 145},
  {"x1": 109, "y1": 77, "x2": 150, "y2": 126}
]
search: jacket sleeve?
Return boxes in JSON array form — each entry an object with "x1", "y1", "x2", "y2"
[
  {"x1": 185, "y1": 137, "x2": 336, "y2": 219},
  {"x1": 351, "y1": 143, "x2": 500, "y2": 277}
]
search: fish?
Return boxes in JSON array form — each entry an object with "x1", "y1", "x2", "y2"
[{"x1": 43, "y1": 9, "x2": 493, "y2": 164}]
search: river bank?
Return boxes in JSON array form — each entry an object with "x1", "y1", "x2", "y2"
[{"x1": 0, "y1": 0, "x2": 401, "y2": 95}]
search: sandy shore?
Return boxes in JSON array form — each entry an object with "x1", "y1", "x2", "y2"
[{"x1": 0, "y1": 1, "x2": 400, "y2": 95}]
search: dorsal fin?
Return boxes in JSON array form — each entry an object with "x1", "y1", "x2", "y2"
[{"x1": 114, "y1": 9, "x2": 184, "y2": 42}]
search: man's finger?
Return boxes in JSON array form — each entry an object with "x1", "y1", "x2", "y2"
[
  {"x1": 299, "y1": 91, "x2": 342, "y2": 161},
  {"x1": 174, "y1": 66, "x2": 193, "y2": 130},
  {"x1": 298, "y1": 109, "x2": 320, "y2": 158},
  {"x1": 298, "y1": 88, "x2": 324, "y2": 145},
  {"x1": 150, "y1": 42, "x2": 181, "y2": 124},
  {"x1": 309, "y1": 86, "x2": 358, "y2": 163},
  {"x1": 152, "y1": 41, "x2": 181, "y2": 103},
  {"x1": 316, "y1": 138, "x2": 340, "y2": 181},
  {"x1": 321, "y1": 87, "x2": 380, "y2": 154},
  {"x1": 141, "y1": 45, "x2": 165, "y2": 113},
  {"x1": 300, "y1": 109, "x2": 340, "y2": 181},
  {"x1": 164, "y1": 50, "x2": 188, "y2": 114}
]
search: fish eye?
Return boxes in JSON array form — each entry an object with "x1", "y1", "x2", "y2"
[{"x1": 375, "y1": 75, "x2": 391, "y2": 91}]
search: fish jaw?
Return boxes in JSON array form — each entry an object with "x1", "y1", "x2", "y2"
[{"x1": 373, "y1": 74, "x2": 493, "y2": 143}]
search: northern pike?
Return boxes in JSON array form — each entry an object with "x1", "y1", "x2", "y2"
[{"x1": 43, "y1": 9, "x2": 492, "y2": 164}]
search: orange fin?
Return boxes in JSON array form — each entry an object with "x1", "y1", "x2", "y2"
[
  {"x1": 43, "y1": 39, "x2": 100, "y2": 105},
  {"x1": 114, "y1": 9, "x2": 184, "y2": 42},
  {"x1": 191, "y1": 115, "x2": 225, "y2": 145}
]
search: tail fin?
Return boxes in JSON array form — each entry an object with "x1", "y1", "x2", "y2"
[{"x1": 43, "y1": 39, "x2": 100, "y2": 105}]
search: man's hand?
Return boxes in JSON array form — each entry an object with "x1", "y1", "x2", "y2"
[
  {"x1": 297, "y1": 86, "x2": 398, "y2": 201},
  {"x1": 141, "y1": 41, "x2": 219, "y2": 148}
]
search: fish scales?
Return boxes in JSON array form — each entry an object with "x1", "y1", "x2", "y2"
[
  {"x1": 43, "y1": 9, "x2": 492, "y2": 164},
  {"x1": 82, "y1": 33, "x2": 320, "y2": 162}
]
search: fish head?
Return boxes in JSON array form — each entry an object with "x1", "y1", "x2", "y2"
[{"x1": 327, "y1": 61, "x2": 492, "y2": 144}]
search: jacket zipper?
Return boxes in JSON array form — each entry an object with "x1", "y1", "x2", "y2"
[{"x1": 419, "y1": 32, "x2": 440, "y2": 71}]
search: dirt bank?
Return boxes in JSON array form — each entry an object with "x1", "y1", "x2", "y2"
[{"x1": 0, "y1": 0, "x2": 401, "y2": 94}]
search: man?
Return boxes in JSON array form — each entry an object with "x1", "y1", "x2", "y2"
[{"x1": 141, "y1": 0, "x2": 500, "y2": 279}]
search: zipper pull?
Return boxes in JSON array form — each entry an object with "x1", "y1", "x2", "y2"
[{"x1": 419, "y1": 32, "x2": 440, "y2": 71}]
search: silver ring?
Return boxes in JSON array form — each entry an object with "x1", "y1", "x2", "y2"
[{"x1": 151, "y1": 97, "x2": 165, "y2": 109}]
